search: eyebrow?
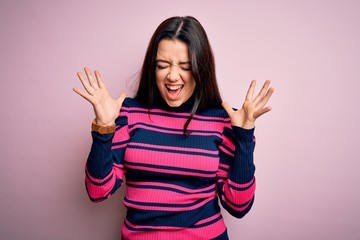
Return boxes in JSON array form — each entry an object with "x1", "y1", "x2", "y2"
[{"x1": 156, "y1": 59, "x2": 191, "y2": 65}]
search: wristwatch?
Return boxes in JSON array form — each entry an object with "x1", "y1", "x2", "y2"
[{"x1": 91, "y1": 119, "x2": 116, "y2": 134}]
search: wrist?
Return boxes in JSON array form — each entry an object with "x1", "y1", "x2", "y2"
[
  {"x1": 232, "y1": 119, "x2": 254, "y2": 130},
  {"x1": 95, "y1": 118, "x2": 115, "y2": 127},
  {"x1": 240, "y1": 121, "x2": 255, "y2": 129}
]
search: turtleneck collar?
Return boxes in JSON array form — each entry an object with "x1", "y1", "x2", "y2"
[{"x1": 155, "y1": 94, "x2": 196, "y2": 113}]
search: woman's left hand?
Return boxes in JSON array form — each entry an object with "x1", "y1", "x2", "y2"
[{"x1": 222, "y1": 80, "x2": 274, "y2": 129}]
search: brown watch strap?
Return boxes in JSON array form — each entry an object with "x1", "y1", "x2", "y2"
[{"x1": 91, "y1": 119, "x2": 116, "y2": 134}]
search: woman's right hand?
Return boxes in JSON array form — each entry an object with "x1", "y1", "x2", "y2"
[{"x1": 73, "y1": 67, "x2": 126, "y2": 126}]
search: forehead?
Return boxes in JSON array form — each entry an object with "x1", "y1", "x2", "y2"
[{"x1": 157, "y1": 39, "x2": 189, "y2": 60}]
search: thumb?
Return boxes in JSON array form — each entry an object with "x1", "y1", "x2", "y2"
[
  {"x1": 116, "y1": 92, "x2": 127, "y2": 106},
  {"x1": 222, "y1": 101, "x2": 234, "y2": 116}
]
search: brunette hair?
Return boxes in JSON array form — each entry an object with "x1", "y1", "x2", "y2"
[{"x1": 135, "y1": 16, "x2": 222, "y2": 133}]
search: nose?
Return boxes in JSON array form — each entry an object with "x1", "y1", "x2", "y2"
[{"x1": 167, "y1": 66, "x2": 180, "y2": 81}]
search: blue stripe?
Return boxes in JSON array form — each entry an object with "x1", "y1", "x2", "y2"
[
  {"x1": 228, "y1": 178, "x2": 255, "y2": 191},
  {"x1": 112, "y1": 139, "x2": 130, "y2": 147},
  {"x1": 85, "y1": 171, "x2": 113, "y2": 186},
  {"x1": 222, "y1": 193, "x2": 252, "y2": 208},
  {"x1": 129, "y1": 122, "x2": 222, "y2": 135},
  {"x1": 130, "y1": 128, "x2": 222, "y2": 151},
  {"x1": 125, "y1": 170, "x2": 214, "y2": 189},
  {"x1": 125, "y1": 161, "x2": 217, "y2": 175}
]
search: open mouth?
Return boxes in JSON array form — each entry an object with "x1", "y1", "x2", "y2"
[{"x1": 166, "y1": 84, "x2": 183, "y2": 97}]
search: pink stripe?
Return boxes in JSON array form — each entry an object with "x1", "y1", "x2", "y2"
[
  {"x1": 124, "y1": 196, "x2": 214, "y2": 211},
  {"x1": 113, "y1": 162, "x2": 124, "y2": 168},
  {"x1": 85, "y1": 173, "x2": 116, "y2": 199},
  {"x1": 127, "y1": 112, "x2": 186, "y2": 129},
  {"x1": 111, "y1": 143, "x2": 128, "y2": 150},
  {"x1": 221, "y1": 136, "x2": 235, "y2": 152},
  {"x1": 122, "y1": 215, "x2": 226, "y2": 240},
  {"x1": 217, "y1": 179, "x2": 226, "y2": 185},
  {"x1": 194, "y1": 212, "x2": 222, "y2": 226},
  {"x1": 216, "y1": 163, "x2": 230, "y2": 178},
  {"x1": 85, "y1": 167, "x2": 112, "y2": 184},
  {"x1": 124, "y1": 165, "x2": 215, "y2": 178},
  {"x1": 219, "y1": 163, "x2": 229, "y2": 170},
  {"x1": 228, "y1": 177, "x2": 255, "y2": 188},
  {"x1": 222, "y1": 181, "x2": 256, "y2": 205},
  {"x1": 113, "y1": 165, "x2": 125, "y2": 179},
  {"x1": 186, "y1": 119, "x2": 224, "y2": 133},
  {"x1": 122, "y1": 106, "x2": 229, "y2": 122},
  {"x1": 219, "y1": 145, "x2": 234, "y2": 156},
  {"x1": 112, "y1": 126, "x2": 130, "y2": 144},
  {"x1": 221, "y1": 194, "x2": 252, "y2": 211},
  {"x1": 126, "y1": 181, "x2": 215, "y2": 194},
  {"x1": 124, "y1": 110, "x2": 226, "y2": 134},
  {"x1": 125, "y1": 148, "x2": 219, "y2": 172}
]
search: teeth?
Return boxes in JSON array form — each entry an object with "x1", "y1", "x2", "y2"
[{"x1": 166, "y1": 85, "x2": 182, "y2": 90}]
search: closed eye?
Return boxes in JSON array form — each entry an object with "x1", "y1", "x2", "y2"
[
  {"x1": 156, "y1": 60, "x2": 191, "y2": 71},
  {"x1": 156, "y1": 64, "x2": 170, "y2": 70},
  {"x1": 180, "y1": 64, "x2": 191, "y2": 71}
]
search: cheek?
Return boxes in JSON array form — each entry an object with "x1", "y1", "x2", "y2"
[
  {"x1": 187, "y1": 76, "x2": 196, "y2": 90},
  {"x1": 155, "y1": 72, "x2": 163, "y2": 88}
]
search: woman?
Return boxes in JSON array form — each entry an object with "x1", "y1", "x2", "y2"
[{"x1": 73, "y1": 16, "x2": 273, "y2": 240}]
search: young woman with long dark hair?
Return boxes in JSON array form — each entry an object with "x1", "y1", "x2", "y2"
[{"x1": 73, "y1": 16, "x2": 274, "y2": 240}]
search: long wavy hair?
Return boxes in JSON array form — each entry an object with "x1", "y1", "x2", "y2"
[{"x1": 135, "y1": 16, "x2": 222, "y2": 134}]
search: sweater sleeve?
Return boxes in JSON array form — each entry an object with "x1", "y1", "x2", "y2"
[
  {"x1": 216, "y1": 125, "x2": 256, "y2": 218},
  {"x1": 85, "y1": 105, "x2": 130, "y2": 202}
]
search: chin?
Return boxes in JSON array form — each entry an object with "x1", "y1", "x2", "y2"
[{"x1": 165, "y1": 100, "x2": 183, "y2": 107}]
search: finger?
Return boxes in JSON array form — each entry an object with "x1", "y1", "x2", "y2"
[
  {"x1": 73, "y1": 87, "x2": 93, "y2": 102},
  {"x1": 84, "y1": 67, "x2": 99, "y2": 90},
  {"x1": 254, "y1": 80, "x2": 271, "y2": 102},
  {"x1": 222, "y1": 101, "x2": 234, "y2": 116},
  {"x1": 256, "y1": 87, "x2": 274, "y2": 109},
  {"x1": 77, "y1": 71, "x2": 95, "y2": 95},
  {"x1": 245, "y1": 80, "x2": 256, "y2": 101},
  {"x1": 94, "y1": 70, "x2": 106, "y2": 89},
  {"x1": 116, "y1": 92, "x2": 127, "y2": 106},
  {"x1": 254, "y1": 106, "x2": 272, "y2": 119}
]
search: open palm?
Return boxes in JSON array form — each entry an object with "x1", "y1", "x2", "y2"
[
  {"x1": 222, "y1": 80, "x2": 274, "y2": 129},
  {"x1": 73, "y1": 67, "x2": 126, "y2": 126}
]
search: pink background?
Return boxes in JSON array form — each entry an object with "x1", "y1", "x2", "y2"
[{"x1": 1, "y1": 0, "x2": 360, "y2": 239}]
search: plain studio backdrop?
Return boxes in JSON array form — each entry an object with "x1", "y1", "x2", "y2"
[{"x1": 1, "y1": 0, "x2": 359, "y2": 239}]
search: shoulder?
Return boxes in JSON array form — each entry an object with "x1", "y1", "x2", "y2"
[
  {"x1": 119, "y1": 98, "x2": 147, "y2": 119},
  {"x1": 122, "y1": 97, "x2": 146, "y2": 109},
  {"x1": 197, "y1": 107, "x2": 230, "y2": 120}
]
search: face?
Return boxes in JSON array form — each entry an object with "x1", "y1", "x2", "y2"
[{"x1": 155, "y1": 39, "x2": 196, "y2": 107}]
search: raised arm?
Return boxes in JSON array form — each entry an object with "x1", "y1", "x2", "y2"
[
  {"x1": 217, "y1": 80, "x2": 274, "y2": 218},
  {"x1": 73, "y1": 67, "x2": 128, "y2": 202}
]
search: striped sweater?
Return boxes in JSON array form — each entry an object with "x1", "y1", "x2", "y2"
[{"x1": 85, "y1": 97, "x2": 256, "y2": 240}]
